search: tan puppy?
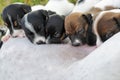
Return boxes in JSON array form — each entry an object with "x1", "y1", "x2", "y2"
[
  {"x1": 65, "y1": 12, "x2": 96, "y2": 46},
  {"x1": 93, "y1": 9, "x2": 120, "y2": 46}
]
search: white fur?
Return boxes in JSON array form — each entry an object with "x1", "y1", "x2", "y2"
[
  {"x1": 72, "y1": 0, "x2": 101, "y2": 13},
  {"x1": 93, "y1": 9, "x2": 120, "y2": 46},
  {"x1": 94, "y1": 0, "x2": 120, "y2": 10},
  {"x1": 31, "y1": 5, "x2": 45, "y2": 11},
  {"x1": 24, "y1": 14, "x2": 46, "y2": 44},
  {"x1": 45, "y1": 0, "x2": 74, "y2": 16}
]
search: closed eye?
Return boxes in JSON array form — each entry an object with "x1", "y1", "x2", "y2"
[
  {"x1": 54, "y1": 32, "x2": 61, "y2": 38},
  {"x1": 78, "y1": 28, "x2": 85, "y2": 34}
]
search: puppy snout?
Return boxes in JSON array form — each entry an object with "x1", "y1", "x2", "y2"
[
  {"x1": 72, "y1": 42, "x2": 81, "y2": 46},
  {"x1": 36, "y1": 40, "x2": 45, "y2": 45},
  {"x1": 72, "y1": 39, "x2": 81, "y2": 46}
]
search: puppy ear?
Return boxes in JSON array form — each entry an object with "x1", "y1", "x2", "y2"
[
  {"x1": 22, "y1": 5, "x2": 31, "y2": 13},
  {"x1": 41, "y1": 10, "x2": 49, "y2": 17},
  {"x1": 82, "y1": 14, "x2": 96, "y2": 46},
  {"x1": 82, "y1": 13, "x2": 93, "y2": 25},
  {"x1": 113, "y1": 17, "x2": 120, "y2": 29}
]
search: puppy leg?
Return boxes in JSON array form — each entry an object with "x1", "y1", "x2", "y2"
[{"x1": 1, "y1": 29, "x2": 11, "y2": 42}]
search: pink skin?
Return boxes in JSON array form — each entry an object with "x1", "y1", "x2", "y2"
[
  {"x1": 1, "y1": 30, "x2": 26, "y2": 42},
  {"x1": 1, "y1": 35, "x2": 11, "y2": 42}
]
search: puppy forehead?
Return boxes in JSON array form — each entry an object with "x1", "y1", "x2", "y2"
[
  {"x1": 66, "y1": 12, "x2": 83, "y2": 21},
  {"x1": 65, "y1": 12, "x2": 87, "y2": 34}
]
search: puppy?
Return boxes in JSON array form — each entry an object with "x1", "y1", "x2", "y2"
[
  {"x1": 65, "y1": 12, "x2": 96, "y2": 46},
  {"x1": 20, "y1": 10, "x2": 55, "y2": 44},
  {"x1": 46, "y1": 14, "x2": 66, "y2": 44},
  {"x1": 88, "y1": 0, "x2": 120, "y2": 16},
  {"x1": 45, "y1": 0, "x2": 74, "y2": 16},
  {"x1": 1, "y1": 3, "x2": 31, "y2": 39},
  {"x1": 93, "y1": 9, "x2": 120, "y2": 46},
  {"x1": 72, "y1": 0, "x2": 101, "y2": 13}
]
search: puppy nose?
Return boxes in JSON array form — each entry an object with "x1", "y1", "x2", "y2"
[
  {"x1": 72, "y1": 39, "x2": 81, "y2": 46},
  {"x1": 36, "y1": 40, "x2": 45, "y2": 45}
]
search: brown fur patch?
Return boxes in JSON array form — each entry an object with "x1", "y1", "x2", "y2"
[
  {"x1": 65, "y1": 12, "x2": 88, "y2": 36},
  {"x1": 97, "y1": 12, "x2": 120, "y2": 41}
]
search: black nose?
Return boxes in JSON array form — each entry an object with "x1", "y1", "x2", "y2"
[{"x1": 36, "y1": 40, "x2": 45, "y2": 45}]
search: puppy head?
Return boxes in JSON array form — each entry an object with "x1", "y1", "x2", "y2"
[
  {"x1": 21, "y1": 10, "x2": 49, "y2": 44},
  {"x1": 46, "y1": 14, "x2": 66, "y2": 44},
  {"x1": 65, "y1": 12, "x2": 94, "y2": 46},
  {"x1": 94, "y1": 11, "x2": 120, "y2": 46}
]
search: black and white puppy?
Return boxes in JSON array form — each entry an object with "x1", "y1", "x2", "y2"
[
  {"x1": 1, "y1": 3, "x2": 31, "y2": 38},
  {"x1": 46, "y1": 14, "x2": 66, "y2": 44},
  {"x1": 20, "y1": 10, "x2": 49, "y2": 44}
]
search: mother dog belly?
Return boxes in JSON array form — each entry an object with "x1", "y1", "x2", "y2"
[{"x1": 0, "y1": 38, "x2": 96, "y2": 80}]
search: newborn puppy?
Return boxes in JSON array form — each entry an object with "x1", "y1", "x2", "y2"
[
  {"x1": 72, "y1": 0, "x2": 101, "y2": 13},
  {"x1": 1, "y1": 3, "x2": 31, "y2": 40},
  {"x1": 65, "y1": 12, "x2": 96, "y2": 46},
  {"x1": 20, "y1": 10, "x2": 55, "y2": 44},
  {"x1": 93, "y1": 9, "x2": 120, "y2": 46},
  {"x1": 88, "y1": 0, "x2": 120, "y2": 16},
  {"x1": 46, "y1": 14, "x2": 66, "y2": 44}
]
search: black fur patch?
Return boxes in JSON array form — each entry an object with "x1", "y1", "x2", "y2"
[{"x1": 82, "y1": 14, "x2": 96, "y2": 46}]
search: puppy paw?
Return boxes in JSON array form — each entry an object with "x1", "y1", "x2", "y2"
[{"x1": 1, "y1": 35, "x2": 11, "y2": 42}]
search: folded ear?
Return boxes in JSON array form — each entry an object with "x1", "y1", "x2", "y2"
[
  {"x1": 82, "y1": 14, "x2": 96, "y2": 46},
  {"x1": 41, "y1": 10, "x2": 49, "y2": 17},
  {"x1": 41, "y1": 10, "x2": 49, "y2": 23},
  {"x1": 21, "y1": 4, "x2": 31, "y2": 13},
  {"x1": 82, "y1": 13, "x2": 93, "y2": 25}
]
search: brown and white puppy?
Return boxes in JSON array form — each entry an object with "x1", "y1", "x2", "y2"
[
  {"x1": 93, "y1": 9, "x2": 120, "y2": 46},
  {"x1": 65, "y1": 12, "x2": 96, "y2": 46},
  {"x1": 89, "y1": 0, "x2": 120, "y2": 16}
]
